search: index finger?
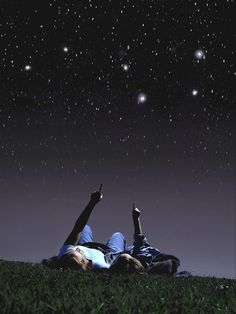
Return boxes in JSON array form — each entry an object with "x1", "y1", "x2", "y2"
[{"x1": 99, "y1": 184, "x2": 103, "y2": 192}]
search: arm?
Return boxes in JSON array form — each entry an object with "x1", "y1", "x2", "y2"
[
  {"x1": 132, "y1": 203, "x2": 142, "y2": 235},
  {"x1": 63, "y1": 187, "x2": 103, "y2": 245}
]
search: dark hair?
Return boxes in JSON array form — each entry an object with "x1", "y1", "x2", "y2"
[
  {"x1": 110, "y1": 254, "x2": 145, "y2": 274},
  {"x1": 42, "y1": 253, "x2": 84, "y2": 270},
  {"x1": 42, "y1": 256, "x2": 61, "y2": 269}
]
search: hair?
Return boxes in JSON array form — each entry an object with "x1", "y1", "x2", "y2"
[
  {"x1": 110, "y1": 254, "x2": 145, "y2": 274},
  {"x1": 42, "y1": 252, "x2": 85, "y2": 271},
  {"x1": 41, "y1": 256, "x2": 61, "y2": 269}
]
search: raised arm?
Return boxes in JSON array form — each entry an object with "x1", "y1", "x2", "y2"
[
  {"x1": 64, "y1": 186, "x2": 103, "y2": 245},
  {"x1": 132, "y1": 203, "x2": 142, "y2": 235}
]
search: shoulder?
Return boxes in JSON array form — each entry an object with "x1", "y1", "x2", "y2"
[{"x1": 58, "y1": 244, "x2": 76, "y2": 257}]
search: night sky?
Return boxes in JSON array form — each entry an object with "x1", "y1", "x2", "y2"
[{"x1": 0, "y1": 0, "x2": 235, "y2": 278}]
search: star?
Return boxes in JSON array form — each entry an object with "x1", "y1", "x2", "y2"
[
  {"x1": 63, "y1": 46, "x2": 69, "y2": 52},
  {"x1": 192, "y1": 89, "x2": 198, "y2": 96},
  {"x1": 194, "y1": 49, "x2": 205, "y2": 60},
  {"x1": 122, "y1": 64, "x2": 129, "y2": 72},
  {"x1": 24, "y1": 65, "x2": 31, "y2": 71},
  {"x1": 137, "y1": 92, "x2": 147, "y2": 104}
]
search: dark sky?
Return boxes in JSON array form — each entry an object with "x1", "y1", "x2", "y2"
[{"x1": 0, "y1": 0, "x2": 235, "y2": 278}]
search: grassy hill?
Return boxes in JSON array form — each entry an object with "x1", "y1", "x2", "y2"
[{"x1": 0, "y1": 260, "x2": 235, "y2": 313}]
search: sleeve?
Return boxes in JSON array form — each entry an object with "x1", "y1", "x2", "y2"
[
  {"x1": 131, "y1": 234, "x2": 153, "y2": 268},
  {"x1": 58, "y1": 245, "x2": 75, "y2": 257}
]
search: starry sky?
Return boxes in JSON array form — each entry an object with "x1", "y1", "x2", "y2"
[{"x1": 0, "y1": 0, "x2": 235, "y2": 278}]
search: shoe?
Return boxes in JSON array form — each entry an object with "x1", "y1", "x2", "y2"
[{"x1": 147, "y1": 259, "x2": 178, "y2": 275}]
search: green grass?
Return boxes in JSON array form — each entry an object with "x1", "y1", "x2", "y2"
[{"x1": 0, "y1": 260, "x2": 235, "y2": 313}]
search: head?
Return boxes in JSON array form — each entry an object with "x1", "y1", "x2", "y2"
[
  {"x1": 42, "y1": 247, "x2": 93, "y2": 271},
  {"x1": 58, "y1": 251, "x2": 92, "y2": 271},
  {"x1": 110, "y1": 253, "x2": 145, "y2": 274}
]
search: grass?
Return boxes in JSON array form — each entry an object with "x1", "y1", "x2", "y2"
[{"x1": 0, "y1": 260, "x2": 235, "y2": 313}]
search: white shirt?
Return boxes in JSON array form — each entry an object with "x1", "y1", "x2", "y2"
[{"x1": 58, "y1": 245, "x2": 110, "y2": 269}]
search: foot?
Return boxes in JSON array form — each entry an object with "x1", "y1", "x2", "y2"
[{"x1": 147, "y1": 259, "x2": 180, "y2": 275}]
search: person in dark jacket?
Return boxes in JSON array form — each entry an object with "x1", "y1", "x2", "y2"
[{"x1": 124, "y1": 204, "x2": 180, "y2": 275}]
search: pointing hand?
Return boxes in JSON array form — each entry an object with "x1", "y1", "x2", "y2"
[
  {"x1": 132, "y1": 203, "x2": 141, "y2": 218},
  {"x1": 90, "y1": 184, "x2": 103, "y2": 203}
]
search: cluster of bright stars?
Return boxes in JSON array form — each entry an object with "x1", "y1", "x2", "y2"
[{"x1": 23, "y1": 47, "x2": 205, "y2": 102}]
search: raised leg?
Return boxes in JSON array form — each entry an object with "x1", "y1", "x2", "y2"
[
  {"x1": 78, "y1": 225, "x2": 94, "y2": 244},
  {"x1": 106, "y1": 232, "x2": 126, "y2": 253}
]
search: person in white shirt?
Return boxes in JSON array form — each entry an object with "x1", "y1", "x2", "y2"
[{"x1": 43, "y1": 185, "x2": 130, "y2": 270}]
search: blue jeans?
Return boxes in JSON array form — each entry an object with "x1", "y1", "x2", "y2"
[{"x1": 79, "y1": 225, "x2": 126, "y2": 264}]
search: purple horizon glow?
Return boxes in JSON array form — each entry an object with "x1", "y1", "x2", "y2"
[
  {"x1": 0, "y1": 1, "x2": 235, "y2": 279},
  {"x1": 0, "y1": 158, "x2": 235, "y2": 278}
]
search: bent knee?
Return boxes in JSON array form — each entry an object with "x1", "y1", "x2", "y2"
[
  {"x1": 83, "y1": 225, "x2": 92, "y2": 232},
  {"x1": 113, "y1": 232, "x2": 125, "y2": 239}
]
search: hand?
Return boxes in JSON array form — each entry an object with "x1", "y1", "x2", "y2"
[
  {"x1": 132, "y1": 203, "x2": 141, "y2": 218},
  {"x1": 90, "y1": 185, "x2": 103, "y2": 203}
]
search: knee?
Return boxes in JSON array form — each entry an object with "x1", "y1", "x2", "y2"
[
  {"x1": 113, "y1": 232, "x2": 125, "y2": 239},
  {"x1": 83, "y1": 225, "x2": 92, "y2": 232},
  {"x1": 83, "y1": 225, "x2": 92, "y2": 234}
]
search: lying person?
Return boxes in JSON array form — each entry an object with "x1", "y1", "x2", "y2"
[
  {"x1": 111, "y1": 204, "x2": 180, "y2": 275},
  {"x1": 42, "y1": 187, "x2": 179, "y2": 275},
  {"x1": 127, "y1": 204, "x2": 180, "y2": 274},
  {"x1": 43, "y1": 186, "x2": 132, "y2": 271}
]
